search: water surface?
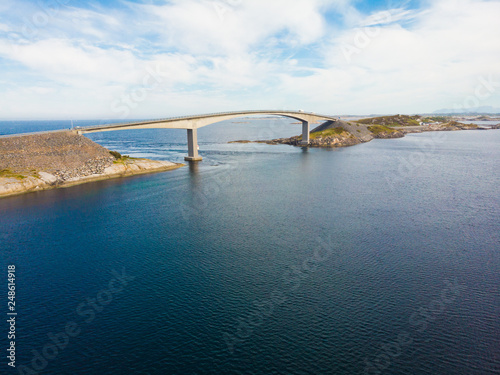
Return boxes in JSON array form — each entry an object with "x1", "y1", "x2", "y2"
[{"x1": 1, "y1": 119, "x2": 499, "y2": 374}]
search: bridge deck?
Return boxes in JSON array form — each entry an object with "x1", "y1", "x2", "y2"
[
  {"x1": 1, "y1": 110, "x2": 339, "y2": 162},
  {"x1": 77, "y1": 110, "x2": 337, "y2": 133}
]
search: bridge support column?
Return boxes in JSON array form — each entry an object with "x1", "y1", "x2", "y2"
[
  {"x1": 300, "y1": 121, "x2": 310, "y2": 146},
  {"x1": 185, "y1": 129, "x2": 202, "y2": 162}
]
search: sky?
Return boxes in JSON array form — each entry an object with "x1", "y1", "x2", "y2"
[{"x1": 0, "y1": 0, "x2": 499, "y2": 120}]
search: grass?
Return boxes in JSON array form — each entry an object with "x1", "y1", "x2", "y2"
[
  {"x1": 110, "y1": 150, "x2": 136, "y2": 164},
  {"x1": 0, "y1": 169, "x2": 28, "y2": 180},
  {"x1": 367, "y1": 125, "x2": 399, "y2": 135},
  {"x1": 423, "y1": 116, "x2": 449, "y2": 123},
  {"x1": 113, "y1": 156, "x2": 130, "y2": 164},
  {"x1": 112, "y1": 155, "x2": 141, "y2": 164},
  {"x1": 109, "y1": 150, "x2": 122, "y2": 159},
  {"x1": 447, "y1": 121, "x2": 478, "y2": 128},
  {"x1": 358, "y1": 115, "x2": 421, "y2": 127},
  {"x1": 310, "y1": 127, "x2": 345, "y2": 139}
]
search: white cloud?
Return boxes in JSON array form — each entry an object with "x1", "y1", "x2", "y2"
[
  {"x1": 0, "y1": 0, "x2": 499, "y2": 118},
  {"x1": 359, "y1": 8, "x2": 422, "y2": 27},
  {"x1": 0, "y1": 37, "x2": 204, "y2": 89},
  {"x1": 316, "y1": 0, "x2": 500, "y2": 113},
  {"x1": 0, "y1": 39, "x2": 136, "y2": 85},
  {"x1": 139, "y1": 0, "x2": 328, "y2": 55}
]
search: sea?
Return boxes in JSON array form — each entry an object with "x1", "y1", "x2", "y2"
[{"x1": 0, "y1": 118, "x2": 499, "y2": 375}]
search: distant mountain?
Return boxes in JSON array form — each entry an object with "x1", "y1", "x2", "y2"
[{"x1": 433, "y1": 106, "x2": 500, "y2": 114}]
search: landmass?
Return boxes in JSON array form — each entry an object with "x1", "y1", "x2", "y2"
[
  {"x1": 0, "y1": 131, "x2": 183, "y2": 198},
  {"x1": 2, "y1": 115, "x2": 498, "y2": 199},
  {"x1": 234, "y1": 115, "x2": 499, "y2": 148}
]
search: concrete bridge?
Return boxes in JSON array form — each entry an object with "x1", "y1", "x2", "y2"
[{"x1": 77, "y1": 110, "x2": 339, "y2": 161}]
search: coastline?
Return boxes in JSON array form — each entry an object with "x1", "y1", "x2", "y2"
[
  {"x1": 2, "y1": 118, "x2": 498, "y2": 199},
  {"x1": 230, "y1": 119, "x2": 500, "y2": 148},
  {"x1": 0, "y1": 130, "x2": 184, "y2": 199},
  {"x1": 0, "y1": 158, "x2": 184, "y2": 198}
]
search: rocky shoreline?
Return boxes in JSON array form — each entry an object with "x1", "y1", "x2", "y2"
[
  {"x1": 0, "y1": 131, "x2": 183, "y2": 198},
  {"x1": 232, "y1": 117, "x2": 500, "y2": 148},
  {"x1": 268, "y1": 124, "x2": 363, "y2": 147}
]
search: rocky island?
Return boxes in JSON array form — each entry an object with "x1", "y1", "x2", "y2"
[
  {"x1": 251, "y1": 115, "x2": 498, "y2": 148},
  {"x1": 0, "y1": 131, "x2": 183, "y2": 198}
]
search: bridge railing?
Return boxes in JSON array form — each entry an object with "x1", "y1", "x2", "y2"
[{"x1": 78, "y1": 110, "x2": 337, "y2": 131}]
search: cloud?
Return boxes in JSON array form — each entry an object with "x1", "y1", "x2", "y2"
[
  {"x1": 359, "y1": 8, "x2": 419, "y2": 27},
  {"x1": 0, "y1": 0, "x2": 336, "y2": 118},
  {"x1": 138, "y1": 0, "x2": 328, "y2": 55},
  {"x1": 0, "y1": 0, "x2": 499, "y2": 118},
  {"x1": 1, "y1": 39, "x2": 136, "y2": 85},
  {"x1": 316, "y1": 0, "x2": 500, "y2": 113}
]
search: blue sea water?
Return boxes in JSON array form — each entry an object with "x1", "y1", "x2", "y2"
[{"x1": 0, "y1": 119, "x2": 499, "y2": 375}]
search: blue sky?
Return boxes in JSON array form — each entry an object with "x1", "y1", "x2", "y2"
[{"x1": 0, "y1": 0, "x2": 499, "y2": 119}]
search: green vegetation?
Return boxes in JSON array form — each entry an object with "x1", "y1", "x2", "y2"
[
  {"x1": 310, "y1": 127, "x2": 345, "y2": 139},
  {"x1": 423, "y1": 116, "x2": 448, "y2": 123},
  {"x1": 109, "y1": 150, "x2": 122, "y2": 159},
  {"x1": 112, "y1": 155, "x2": 136, "y2": 165},
  {"x1": 110, "y1": 150, "x2": 136, "y2": 164},
  {"x1": 0, "y1": 169, "x2": 27, "y2": 180},
  {"x1": 358, "y1": 115, "x2": 421, "y2": 127},
  {"x1": 368, "y1": 125, "x2": 399, "y2": 135},
  {"x1": 448, "y1": 121, "x2": 478, "y2": 128}
]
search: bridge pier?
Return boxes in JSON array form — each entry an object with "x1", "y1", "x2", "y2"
[
  {"x1": 185, "y1": 129, "x2": 202, "y2": 162},
  {"x1": 300, "y1": 121, "x2": 310, "y2": 146}
]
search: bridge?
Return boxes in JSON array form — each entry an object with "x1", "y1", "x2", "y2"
[{"x1": 77, "y1": 110, "x2": 339, "y2": 161}]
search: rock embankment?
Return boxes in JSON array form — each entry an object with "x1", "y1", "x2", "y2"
[
  {"x1": 0, "y1": 131, "x2": 183, "y2": 198},
  {"x1": 0, "y1": 130, "x2": 115, "y2": 177}
]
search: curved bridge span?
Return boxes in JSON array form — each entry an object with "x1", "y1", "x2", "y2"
[{"x1": 78, "y1": 110, "x2": 338, "y2": 161}]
